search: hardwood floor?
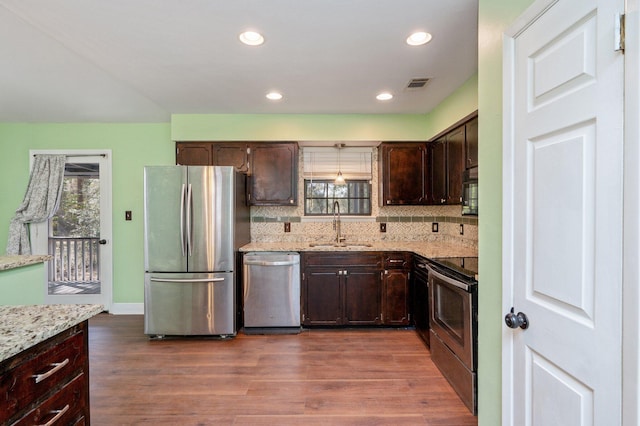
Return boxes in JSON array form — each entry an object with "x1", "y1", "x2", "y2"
[{"x1": 88, "y1": 314, "x2": 477, "y2": 425}]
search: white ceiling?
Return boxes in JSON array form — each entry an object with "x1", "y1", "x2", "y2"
[{"x1": 0, "y1": 0, "x2": 478, "y2": 123}]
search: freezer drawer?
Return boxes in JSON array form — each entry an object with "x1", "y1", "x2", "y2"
[
  {"x1": 144, "y1": 272, "x2": 235, "y2": 337},
  {"x1": 243, "y1": 252, "x2": 300, "y2": 330}
]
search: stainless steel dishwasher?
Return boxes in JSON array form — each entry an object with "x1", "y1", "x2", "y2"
[{"x1": 242, "y1": 252, "x2": 301, "y2": 334}]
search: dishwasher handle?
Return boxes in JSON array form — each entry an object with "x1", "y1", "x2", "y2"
[{"x1": 244, "y1": 259, "x2": 299, "y2": 267}]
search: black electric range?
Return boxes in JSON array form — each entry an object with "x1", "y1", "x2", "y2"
[{"x1": 427, "y1": 257, "x2": 478, "y2": 284}]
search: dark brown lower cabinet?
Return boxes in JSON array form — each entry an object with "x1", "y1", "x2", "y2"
[
  {"x1": 344, "y1": 269, "x2": 381, "y2": 325},
  {"x1": 411, "y1": 255, "x2": 430, "y2": 346},
  {"x1": 302, "y1": 252, "x2": 382, "y2": 326},
  {"x1": 0, "y1": 321, "x2": 90, "y2": 426},
  {"x1": 304, "y1": 268, "x2": 343, "y2": 325}
]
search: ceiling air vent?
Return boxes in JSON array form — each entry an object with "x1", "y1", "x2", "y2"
[{"x1": 406, "y1": 78, "x2": 430, "y2": 89}]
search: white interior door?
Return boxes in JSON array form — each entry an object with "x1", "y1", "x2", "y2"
[
  {"x1": 31, "y1": 150, "x2": 112, "y2": 311},
  {"x1": 503, "y1": 0, "x2": 624, "y2": 424}
]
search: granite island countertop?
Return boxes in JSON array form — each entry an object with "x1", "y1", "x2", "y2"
[
  {"x1": 0, "y1": 304, "x2": 104, "y2": 363},
  {"x1": 0, "y1": 255, "x2": 51, "y2": 271},
  {"x1": 240, "y1": 241, "x2": 477, "y2": 259}
]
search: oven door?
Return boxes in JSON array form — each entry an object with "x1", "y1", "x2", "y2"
[{"x1": 427, "y1": 266, "x2": 475, "y2": 370}]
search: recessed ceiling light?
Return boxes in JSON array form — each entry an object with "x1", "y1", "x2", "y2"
[
  {"x1": 239, "y1": 31, "x2": 264, "y2": 46},
  {"x1": 376, "y1": 92, "x2": 393, "y2": 101},
  {"x1": 266, "y1": 92, "x2": 283, "y2": 100},
  {"x1": 406, "y1": 31, "x2": 432, "y2": 46}
]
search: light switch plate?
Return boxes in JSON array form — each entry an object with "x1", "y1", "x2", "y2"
[
  {"x1": 432, "y1": 222, "x2": 439, "y2": 232},
  {"x1": 125, "y1": 211, "x2": 132, "y2": 221}
]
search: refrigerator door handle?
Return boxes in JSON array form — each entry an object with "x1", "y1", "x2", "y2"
[
  {"x1": 180, "y1": 183, "x2": 187, "y2": 257},
  {"x1": 186, "y1": 183, "x2": 193, "y2": 257},
  {"x1": 150, "y1": 277, "x2": 226, "y2": 283}
]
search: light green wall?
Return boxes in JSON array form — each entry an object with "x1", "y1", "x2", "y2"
[
  {"x1": 477, "y1": 1, "x2": 534, "y2": 425},
  {"x1": 0, "y1": 263, "x2": 45, "y2": 305},
  {"x1": 424, "y1": 73, "x2": 479, "y2": 138},
  {"x1": 172, "y1": 113, "x2": 430, "y2": 141},
  {"x1": 0, "y1": 123, "x2": 172, "y2": 304},
  {"x1": 171, "y1": 73, "x2": 478, "y2": 142}
]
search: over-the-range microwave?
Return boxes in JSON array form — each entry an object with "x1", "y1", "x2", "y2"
[{"x1": 462, "y1": 167, "x2": 478, "y2": 216}]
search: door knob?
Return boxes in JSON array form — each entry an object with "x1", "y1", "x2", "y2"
[
  {"x1": 505, "y1": 307, "x2": 529, "y2": 330},
  {"x1": 98, "y1": 239, "x2": 107, "y2": 245}
]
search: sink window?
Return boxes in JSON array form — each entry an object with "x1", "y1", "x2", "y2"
[{"x1": 304, "y1": 180, "x2": 371, "y2": 216}]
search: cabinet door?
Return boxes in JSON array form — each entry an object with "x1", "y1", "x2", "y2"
[
  {"x1": 303, "y1": 269, "x2": 342, "y2": 326},
  {"x1": 248, "y1": 143, "x2": 298, "y2": 206},
  {"x1": 379, "y1": 143, "x2": 428, "y2": 205},
  {"x1": 429, "y1": 139, "x2": 447, "y2": 204},
  {"x1": 412, "y1": 268, "x2": 430, "y2": 346},
  {"x1": 344, "y1": 269, "x2": 381, "y2": 325},
  {"x1": 446, "y1": 125, "x2": 465, "y2": 204},
  {"x1": 212, "y1": 143, "x2": 249, "y2": 172},
  {"x1": 176, "y1": 142, "x2": 213, "y2": 165},
  {"x1": 383, "y1": 269, "x2": 410, "y2": 326},
  {"x1": 464, "y1": 116, "x2": 478, "y2": 169}
]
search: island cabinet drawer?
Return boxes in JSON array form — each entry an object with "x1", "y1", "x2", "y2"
[
  {"x1": 0, "y1": 325, "x2": 87, "y2": 425},
  {"x1": 13, "y1": 372, "x2": 87, "y2": 426}
]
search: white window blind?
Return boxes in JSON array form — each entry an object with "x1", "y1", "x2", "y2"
[{"x1": 303, "y1": 147, "x2": 373, "y2": 180}]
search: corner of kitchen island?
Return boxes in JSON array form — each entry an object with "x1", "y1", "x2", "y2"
[{"x1": 0, "y1": 304, "x2": 103, "y2": 425}]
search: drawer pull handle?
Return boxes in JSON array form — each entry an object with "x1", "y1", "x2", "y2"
[
  {"x1": 33, "y1": 358, "x2": 69, "y2": 383},
  {"x1": 388, "y1": 259, "x2": 404, "y2": 263},
  {"x1": 38, "y1": 404, "x2": 69, "y2": 426}
]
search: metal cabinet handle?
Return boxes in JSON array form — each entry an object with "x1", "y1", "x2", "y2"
[
  {"x1": 38, "y1": 404, "x2": 69, "y2": 426},
  {"x1": 33, "y1": 358, "x2": 69, "y2": 383}
]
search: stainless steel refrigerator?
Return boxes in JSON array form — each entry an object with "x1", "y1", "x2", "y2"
[{"x1": 143, "y1": 166, "x2": 250, "y2": 337}]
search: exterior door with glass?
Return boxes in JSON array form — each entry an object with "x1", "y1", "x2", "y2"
[{"x1": 31, "y1": 151, "x2": 112, "y2": 310}]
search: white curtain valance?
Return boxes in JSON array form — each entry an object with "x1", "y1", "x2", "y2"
[{"x1": 303, "y1": 147, "x2": 373, "y2": 180}]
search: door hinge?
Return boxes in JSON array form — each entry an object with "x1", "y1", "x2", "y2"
[{"x1": 615, "y1": 13, "x2": 625, "y2": 52}]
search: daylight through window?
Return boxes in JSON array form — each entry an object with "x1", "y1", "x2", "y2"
[{"x1": 304, "y1": 180, "x2": 371, "y2": 216}]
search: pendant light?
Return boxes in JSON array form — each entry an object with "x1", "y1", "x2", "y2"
[{"x1": 334, "y1": 143, "x2": 346, "y2": 185}]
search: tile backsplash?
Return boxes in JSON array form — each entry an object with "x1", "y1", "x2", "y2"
[{"x1": 249, "y1": 147, "x2": 478, "y2": 250}]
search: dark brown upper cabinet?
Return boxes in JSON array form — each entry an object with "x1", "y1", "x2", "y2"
[
  {"x1": 175, "y1": 141, "x2": 298, "y2": 206},
  {"x1": 248, "y1": 142, "x2": 298, "y2": 206},
  {"x1": 428, "y1": 113, "x2": 477, "y2": 205},
  {"x1": 378, "y1": 142, "x2": 429, "y2": 206},
  {"x1": 465, "y1": 116, "x2": 478, "y2": 169},
  {"x1": 175, "y1": 142, "x2": 213, "y2": 165}
]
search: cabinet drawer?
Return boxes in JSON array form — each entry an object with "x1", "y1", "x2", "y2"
[
  {"x1": 304, "y1": 252, "x2": 381, "y2": 268},
  {"x1": 1, "y1": 329, "x2": 86, "y2": 423},
  {"x1": 384, "y1": 252, "x2": 411, "y2": 269},
  {"x1": 12, "y1": 372, "x2": 87, "y2": 426}
]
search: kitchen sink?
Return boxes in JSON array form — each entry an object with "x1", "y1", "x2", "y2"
[{"x1": 308, "y1": 242, "x2": 372, "y2": 248}]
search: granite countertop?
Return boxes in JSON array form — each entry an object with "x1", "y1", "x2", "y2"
[
  {"x1": 0, "y1": 255, "x2": 51, "y2": 271},
  {"x1": 240, "y1": 241, "x2": 477, "y2": 259},
  {"x1": 0, "y1": 304, "x2": 104, "y2": 363}
]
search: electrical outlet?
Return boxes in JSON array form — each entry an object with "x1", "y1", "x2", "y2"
[
  {"x1": 284, "y1": 222, "x2": 291, "y2": 233},
  {"x1": 380, "y1": 222, "x2": 386, "y2": 233},
  {"x1": 432, "y1": 222, "x2": 439, "y2": 232},
  {"x1": 460, "y1": 223, "x2": 464, "y2": 235},
  {"x1": 125, "y1": 211, "x2": 132, "y2": 221}
]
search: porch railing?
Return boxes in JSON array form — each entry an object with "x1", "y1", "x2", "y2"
[{"x1": 48, "y1": 237, "x2": 100, "y2": 283}]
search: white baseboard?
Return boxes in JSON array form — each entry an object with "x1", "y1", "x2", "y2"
[{"x1": 109, "y1": 303, "x2": 144, "y2": 315}]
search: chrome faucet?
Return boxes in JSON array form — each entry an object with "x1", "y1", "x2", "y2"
[{"x1": 332, "y1": 200, "x2": 345, "y2": 244}]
